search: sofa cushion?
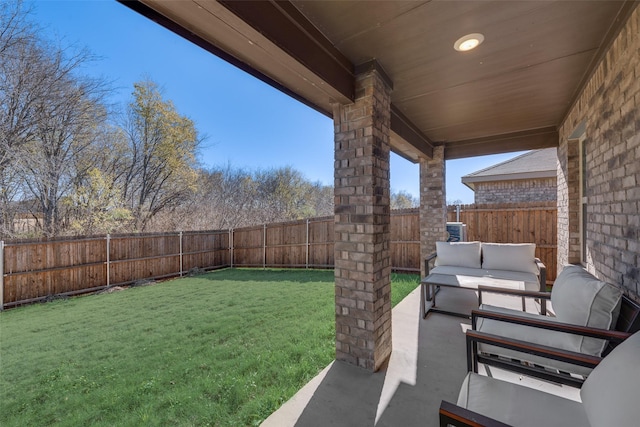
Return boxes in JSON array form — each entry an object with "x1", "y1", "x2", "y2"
[
  {"x1": 481, "y1": 243, "x2": 538, "y2": 275},
  {"x1": 552, "y1": 265, "x2": 623, "y2": 355},
  {"x1": 476, "y1": 304, "x2": 593, "y2": 376},
  {"x1": 429, "y1": 266, "x2": 539, "y2": 291},
  {"x1": 457, "y1": 372, "x2": 587, "y2": 426},
  {"x1": 581, "y1": 331, "x2": 640, "y2": 427},
  {"x1": 434, "y1": 241, "x2": 481, "y2": 268}
]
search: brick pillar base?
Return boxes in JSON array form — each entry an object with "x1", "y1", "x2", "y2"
[
  {"x1": 333, "y1": 66, "x2": 392, "y2": 371},
  {"x1": 420, "y1": 147, "x2": 447, "y2": 277}
]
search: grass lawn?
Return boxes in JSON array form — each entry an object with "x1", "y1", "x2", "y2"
[{"x1": 0, "y1": 268, "x2": 419, "y2": 426}]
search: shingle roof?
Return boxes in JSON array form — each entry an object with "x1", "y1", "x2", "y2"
[{"x1": 462, "y1": 148, "x2": 557, "y2": 190}]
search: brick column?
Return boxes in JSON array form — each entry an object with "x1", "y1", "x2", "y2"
[
  {"x1": 420, "y1": 146, "x2": 447, "y2": 277},
  {"x1": 333, "y1": 66, "x2": 392, "y2": 371},
  {"x1": 557, "y1": 138, "x2": 582, "y2": 266}
]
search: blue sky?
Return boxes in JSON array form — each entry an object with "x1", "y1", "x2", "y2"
[{"x1": 31, "y1": 0, "x2": 526, "y2": 204}]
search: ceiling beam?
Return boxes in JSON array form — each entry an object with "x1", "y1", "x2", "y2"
[
  {"x1": 218, "y1": 0, "x2": 355, "y2": 102},
  {"x1": 443, "y1": 126, "x2": 559, "y2": 160},
  {"x1": 217, "y1": 2, "x2": 438, "y2": 161},
  {"x1": 390, "y1": 105, "x2": 434, "y2": 160},
  {"x1": 120, "y1": 0, "x2": 436, "y2": 161},
  {"x1": 118, "y1": 0, "x2": 335, "y2": 117}
]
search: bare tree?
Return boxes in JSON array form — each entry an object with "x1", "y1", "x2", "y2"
[
  {"x1": 175, "y1": 165, "x2": 334, "y2": 231},
  {"x1": 0, "y1": 0, "x2": 37, "y2": 237},
  {"x1": 1, "y1": 28, "x2": 109, "y2": 236},
  {"x1": 18, "y1": 70, "x2": 108, "y2": 235},
  {"x1": 0, "y1": 0, "x2": 33, "y2": 55}
]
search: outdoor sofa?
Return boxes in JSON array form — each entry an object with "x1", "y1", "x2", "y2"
[{"x1": 421, "y1": 241, "x2": 546, "y2": 318}]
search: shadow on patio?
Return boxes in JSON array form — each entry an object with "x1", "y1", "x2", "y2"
[{"x1": 262, "y1": 287, "x2": 580, "y2": 426}]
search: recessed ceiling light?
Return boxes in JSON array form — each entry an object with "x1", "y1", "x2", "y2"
[{"x1": 454, "y1": 33, "x2": 484, "y2": 52}]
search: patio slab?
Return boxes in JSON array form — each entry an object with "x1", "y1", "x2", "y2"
[{"x1": 261, "y1": 285, "x2": 579, "y2": 427}]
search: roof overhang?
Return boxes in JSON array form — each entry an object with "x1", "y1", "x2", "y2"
[{"x1": 119, "y1": 0, "x2": 637, "y2": 162}]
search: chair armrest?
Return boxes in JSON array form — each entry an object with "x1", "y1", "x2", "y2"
[
  {"x1": 478, "y1": 285, "x2": 551, "y2": 300},
  {"x1": 477, "y1": 286, "x2": 551, "y2": 301},
  {"x1": 439, "y1": 400, "x2": 512, "y2": 427},
  {"x1": 477, "y1": 286, "x2": 551, "y2": 316},
  {"x1": 466, "y1": 330, "x2": 602, "y2": 387},
  {"x1": 471, "y1": 309, "x2": 632, "y2": 343},
  {"x1": 424, "y1": 252, "x2": 437, "y2": 275},
  {"x1": 534, "y1": 258, "x2": 546, "y2": 291}
]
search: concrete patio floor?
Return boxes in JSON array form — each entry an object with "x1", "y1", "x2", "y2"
[{"x1": 262, "y1": 285, "x2": 581, "y2": 427}]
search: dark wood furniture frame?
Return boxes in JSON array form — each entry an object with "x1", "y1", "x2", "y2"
[
  {"x1": 421, "y1": 253, "x2": 547, "y2": 319},
  {"x1": 439, "y1": 297, "x2": 640, "y2": 427},
  {"x1": 439, "y1": 328, "x2": 621, "y2": 426},
  {"x1": 439, "y1": 399, "x2": 512, "y2": 427},
  {"x1": 470, "y1": 290, "x2": 640, "y2": 387}
]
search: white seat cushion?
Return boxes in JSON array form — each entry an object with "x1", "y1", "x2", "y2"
[
  {"x1": 481, "y1": 242, "x2": 538, "y2": 275},
  {"x1": 476, "y1": 304, "x2": 594, "y2": 376},
  {"x1": 580, "y1": 331, "x2": 640, "y2": 427},
  {"x1": 475, "y1": 266, "x2": 624, "y2": 376},
  {"x1": 457, "y1": 372, "x2": 588, "y2": 427},
  {"x1": 552, "y1": 265, "x2": 623, "y2": 355},
  {"x1": 430, "y1": 265, "x2": 540, "y2": 291}
]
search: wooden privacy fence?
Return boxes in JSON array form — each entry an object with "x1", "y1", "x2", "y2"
[
  {"x1": 1, "y1": 231, "x2": 230, "y2": 309},
  {"x1": 231, "y1": 217, "x2": 335, "y2": 269},
  {"x1": 0, "y1": 203, "x2": 556, "y2": 309},
  {"x1": 448, "y1": 202, "x2": 558, "y2": 283}
]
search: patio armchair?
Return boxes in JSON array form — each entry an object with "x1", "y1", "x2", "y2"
[
  {"x1": 470, "y1": 265, "x2": 640, "y2": 386},
  {"x1": 440, "y1": 330, "x2": 640, "y2": 427}
]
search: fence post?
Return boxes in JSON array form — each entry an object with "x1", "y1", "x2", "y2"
[
  {"x1": 179, "y1": 231, "x2": 183, "y2": 277},
  {"x1": 106, "y1": 234, "x2": 110, "y2": 288},
  {"x1": 229, "y1": 229, "x2": 233, "y2": 268},
  {"x1": 0, "y1": 240, "x2": 4, "y2": 311},
  {"x1": 263, "y1": 224, "x2": 267, "y2": 269},
  {"x1": 306, "y1": 219, "x2": 310, "y2": 269}
]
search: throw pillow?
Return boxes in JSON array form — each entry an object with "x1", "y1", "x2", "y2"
[
  {"x1": 434, "y1": 241, "x2": 481, "y2": 269},
  {"x1": 551, "y1": 265, "x2": 623, "y2": 355},
  {"x1": 481, "y1": 243, "x2": 538, "y2": 274}
]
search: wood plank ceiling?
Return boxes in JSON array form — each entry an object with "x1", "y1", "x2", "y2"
[{"x1": 120, "y1": 0, "x2": 636, "y2": 161}]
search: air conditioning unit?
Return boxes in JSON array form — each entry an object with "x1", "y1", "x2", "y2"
[{"x1": 446, "y1": 222, "x2": 467, "y2": 242}]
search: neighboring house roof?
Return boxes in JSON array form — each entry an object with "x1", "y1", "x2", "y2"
[{"x1": 462, "y1": 148, "x2": 557, "y2": 191}]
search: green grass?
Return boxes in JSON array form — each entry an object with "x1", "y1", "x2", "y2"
[{"x1": 0, "y1": 268, "x2": 419, "y2": 427}]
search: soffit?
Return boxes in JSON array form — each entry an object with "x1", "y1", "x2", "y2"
[{"x1": 125, "y1": 0, "x2": 635, "y2": 161}]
